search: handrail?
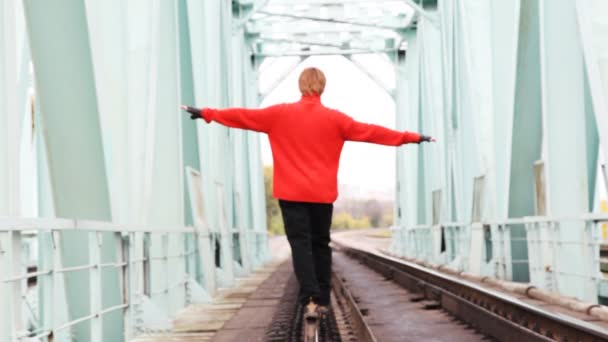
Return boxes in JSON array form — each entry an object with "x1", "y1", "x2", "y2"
[
  {"x1": 0, "y1": 216, "x2": 196, "y2": 233},
  {"x1": 394, "y1": 213, "x2": 608, "y2": 230},
  {"x1": 391, "y1": 212, "x2": 607, "y2": 304},
  {"x1": 0, "y1": 216, "x2": 270, "y2": 341}
]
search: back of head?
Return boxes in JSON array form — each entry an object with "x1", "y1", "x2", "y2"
[{"x1": 298, "y1": 67, "x2": 326, "y2": 96}]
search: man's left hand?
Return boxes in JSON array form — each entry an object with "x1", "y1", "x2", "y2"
[{"x1": 419, "y1": 135, "x2": 436, "y2": 143}]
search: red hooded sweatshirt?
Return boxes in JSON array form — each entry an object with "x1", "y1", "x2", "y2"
[{"x1": 201, "y1": 95, "x2": 421, "y2": 204}]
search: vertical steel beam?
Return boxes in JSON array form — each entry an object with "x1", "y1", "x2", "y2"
[
  {"x1": 0, "y1": 232, "x2": 23, "y2": 341},
  {"x1": 398, "y1": 29, "x2": 422, "y2": 228},
  {"x1": 0, "y1": 233, "x2": 9, "y2": 342},
  {"x1": 187, "y1": 0, "x2": 236, "y2": 287},
  {"x1": 418, "y1": 15, "x2": 448, "y2": 264},
  {"x1": 249, "y1": 59, "x2": 270, "y2": 265},
  {"x1": 90, "y1": 232, "x2": 102, "y2": 342},
  {"x1": 506, "y1": 0, "x2": 544, "y2": 282},
  {"x1": 576, "y1": 0, "x2": 608, "y2": 196},
  {"x1": 22, "y1": 1, "x2": 115, "y2": 340},
  {"x1": 51, "y1": 231, "x2": 72, "y2": 341},
  {"x1": 178, "y1": 0, "x2": 201, "y2": 227},
  {"x1": 539, "y1": 0, "x2": 592, "y2": 301},
  {"x1": 36, "y1": 113, "x2": 59, "y2": 342},
  {"x1": 0, "y1": 0, "x2": 20, "y2": 216},
  {"x1": 177, "y1": 0, "x2": 204, "y2": 287},
  {"x1": 438, "y1": 0, "x2": 458, "y2": 224},
  {"x1": 418, "y1": 17, "x2": 445, "y2": 225},
  {"x1": 83, "y1": 1, "x2": 134, "y2": 338},
  {"x1": 146, "y1": 0, "x2": 186, "y2": 315},
  {"x1": 393, "y1": 47, "x2": 409, "y2": 256},
  {"x1": 583, "y1": 72, "x2": 600, "y2": 210},
  {"x1": 455, "y1": 0, "x2": 494, "y2": 274},
  {"x1": 231, "y1": 27, "x2": 268, "y2": 272},
  {"x1": 450, "y1": 1, "x2": 479, "y2": 225},
  {"x1": 83, "y1": 0, "x2": 130, "y2": 223},
  {"x1": 248, "y1": 60, "x2": 268, "y2": 264},
  {"x1": 490, "y1": 1, "x2": 520, "y2": 220},
  {"x1": 176, "y1": 6, "x2": 207, "y2": 307}
]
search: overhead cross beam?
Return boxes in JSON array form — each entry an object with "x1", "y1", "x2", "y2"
[
  {"x1": 257, "y1": 37, "x2": 347, "y2": 49},
  {"x1": 254, "y1": 47, "x2": 396, "y2": 58},
  {"x1": 257, "y1": 10, "x2": 403, "y2": 30},
  {"x1": 241, "y1": 0, "x2": 433, "y2": 58}
]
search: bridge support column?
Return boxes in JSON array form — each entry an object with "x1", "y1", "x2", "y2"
[
  {"x1": 502, "y1": 0, "x2": 544, "y2": 283},
  {"x1": 394, "y1": 28, "x2": 427, "y2": 260},
  {"x1": 0, "y1": 4, "x2": 24, "y2": 338},
  {"x1": 22, "y1": 0, "x2": 122, "y2": 340},
  {"x1": 539, "y1": 0, "x2": 595, "y2": 302}
]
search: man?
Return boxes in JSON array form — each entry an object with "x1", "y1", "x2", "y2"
[{"x1": 181, "y1": 67, "x2": 434, "y2": 317}]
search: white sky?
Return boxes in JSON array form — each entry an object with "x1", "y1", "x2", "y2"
[{"x1": 258, "y1": 55, "x2": 398, "y2": 198}]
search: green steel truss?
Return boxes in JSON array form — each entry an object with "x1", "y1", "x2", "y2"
[
  {"x1": 1, "y1": 0, "x2": 270, "y2": 341},
  {"x1": 2, "y1": 0, "x2": 608, "y2": 341},
  {"x1": 388, "y1": 0, "x2": 608, "y2": 305}
]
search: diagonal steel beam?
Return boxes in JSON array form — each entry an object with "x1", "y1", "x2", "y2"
[{"x1": 402, "y1": 0, "x2": 439, "y2": 27}]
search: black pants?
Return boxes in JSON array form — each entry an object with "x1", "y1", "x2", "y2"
[{"x1": 279, "y1": 199, "x2": 333, "y2": 305}]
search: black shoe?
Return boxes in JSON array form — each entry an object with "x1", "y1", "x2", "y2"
[{"x1": 304, "y1": 301, "x2": 319, "y2": 321}]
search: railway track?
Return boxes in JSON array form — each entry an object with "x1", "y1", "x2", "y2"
[
  {"x1": 334, "y1": 243, "x2": 608, "y2": 342},
  {"x1": 268, "y1": 242, "x2": 608, "y2": 341},
  {"x1": 264, "y1": 261, "x2": 371, "y2": 341}
]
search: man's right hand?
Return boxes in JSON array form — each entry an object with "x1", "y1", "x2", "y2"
[{"x1": 180, "y1": 105, "x2": 202, "y2": 120}]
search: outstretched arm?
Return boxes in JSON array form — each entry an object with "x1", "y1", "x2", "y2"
[
  {"x1": 181, "y1": 104, "x2": 284, "y2": 133},
  {"x1": 341, "y1": 115, "x2": 434, "y2": 145}
]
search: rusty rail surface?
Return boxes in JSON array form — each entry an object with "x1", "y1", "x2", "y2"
[{"x1": 330, "y1": 271, "x2": 378, "y2": 342}]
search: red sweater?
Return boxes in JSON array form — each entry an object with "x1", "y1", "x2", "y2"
[{"x1": 202, "y1": 95, "x2": 421, "y2": 203}]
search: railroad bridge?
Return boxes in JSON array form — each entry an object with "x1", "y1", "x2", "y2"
[{"x1": 1, "y1": 0, "x2": 608, "y2": 341}]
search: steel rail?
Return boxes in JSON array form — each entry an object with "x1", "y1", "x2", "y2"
[{"x1": 330, "y1": 271, "x2": 378, "y2": 341}]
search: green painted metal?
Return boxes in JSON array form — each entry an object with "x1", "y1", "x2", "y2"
[
  {"x1": 36, "y1": 114, "x2": 64, "y2": 341},
  {"x1": 246, "y1": 0, "x2": 415, "y2": 57},
  {"x1": 3, "y1": 0, "x2": 277, "y2": 340},
  {"x1": 539, "y1": 0, "x2": 592, "y2": 301},
  {"x1": 0, "y1": 233, "x2": 10, "y2": 342},
  {"x1": 84, "y1": 0, "x2": 130, "y2": 224},
  {"x1": 576, "y1": 0, "x2": 608, "y2": 194},
  {"x1": 0, "y1": 0, "x2": 20, "y2": 217},
  {"x1": 147, "y1": 0, "x2": 186, "y2": 315},
  {"x1": 22, "y1": 1, "x2": 123, "y2": 340},
  {"x1": 397, "y1": 29, "x2": 421, "y2": 229},
  {"x1": 506, "y1": 0, "x2": 543, "y2": 282},
  {"x1": 178, "y1": 0, "x2": 200, "y2": 227},
  {"x1": 187, "y1": 0, "x2": 230, "y2": 291},
  {"x1": 178, "y1": 0, "x2": 204, "y2": 291},
  {"x1": 584, "y1": 71, "x2": 600, "y2": 210},
  {"x1": 389, "y1": 0, "x2": 608, "y2": 303},
  {"x1": 489, "y1": 0, "x2": 519, "y2": 221},
  {"x1": 230, "y1": 30, "x2": 254, "y2": 274},
  {"x1": 3, "y1": 0, "x2": 608, "y2": 338}
]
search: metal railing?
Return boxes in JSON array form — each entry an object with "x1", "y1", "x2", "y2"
[
  {"x1": 390, "y1": 214, "x2": 608, "y2": 303},
  {"x1": 0, "y1": 217, "x2": 268, "y2": 341}
]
